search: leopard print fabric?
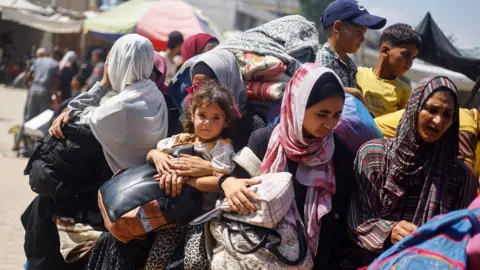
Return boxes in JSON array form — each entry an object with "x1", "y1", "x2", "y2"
[
  {"x1": 145, "y1": 225, "x2": 208, "y2": 270},
  {"x1": 87, "y1": 232, "x2": 155, "y2": 270}
]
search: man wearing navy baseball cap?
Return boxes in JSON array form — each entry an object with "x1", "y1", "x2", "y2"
[{"x1": 316, "y1": 0, "x2": 386, "y2": 104}]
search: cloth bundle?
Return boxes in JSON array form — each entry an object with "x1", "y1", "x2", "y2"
[
  {"x1": 230, "y1": 49, "x2": 291, "y2": 102},
  {"x1": 219, "y1": 15, "x2": 319, "y2": 103},
  {"x1": 55, "y1": 216, "x2": 103, "y2": 263},
  {"x1": 218, "y1": 15, "x2": 319, "y2": 76}
]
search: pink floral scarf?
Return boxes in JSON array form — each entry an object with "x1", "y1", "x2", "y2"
[{"x1": 260, "y1": 63, "x2": 342, "y2": 255}]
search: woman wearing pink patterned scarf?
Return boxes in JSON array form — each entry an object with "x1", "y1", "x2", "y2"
[{"x1": 220, "y1": 63, "x2": 355, "y2": 268}]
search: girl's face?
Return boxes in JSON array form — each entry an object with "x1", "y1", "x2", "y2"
[
  {"x1": 302, "y1": 96, "x2": 344, "y2": 138},
  {"x1": 417, "y1": 90, "x2": 455, "y2": 144},
  {"x1": 193, "y1": 102, "x2": 227, "y2": 142}
]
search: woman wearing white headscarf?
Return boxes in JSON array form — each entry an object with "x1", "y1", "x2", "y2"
[
  {"x1": 51, "y1": 34, "x2": 168, "y2": 173},
  {"x1": 58, "y1": 50, "x2": 78, "y2": 100}
]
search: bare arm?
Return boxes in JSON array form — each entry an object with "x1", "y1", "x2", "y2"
[
  {"x1": 185, "y1": 176, "x2": 220, "y2": 192},
  {"x1": 345, "y1": 87, "x2": 367, "y2": 106}
]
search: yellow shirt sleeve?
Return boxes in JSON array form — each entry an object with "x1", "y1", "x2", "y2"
[
  {"x1": 399, "y1": 82, "x2": 412, "y2": 109},
  {"x1": 459, "y1": 108, "x2": 478, "y2": 135},
  {"x1": 374, "y1": 109, "x2": 404, "y2": 138}
]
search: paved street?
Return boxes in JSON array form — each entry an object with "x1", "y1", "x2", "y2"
[{"x1": 0, "y1": 86, "x2": 36, "y2": 269}]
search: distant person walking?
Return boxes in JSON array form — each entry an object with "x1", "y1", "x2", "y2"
[
  {"x1": 83, "y1": 49, "x2": 105, "y2": 92},
  {"x1": 58, "y1": 51, "x2": 78, "y2": 100},
  {"x1": 13, "y1": 48, "x2": 59, "y2": 151},
  {"x1": 160, "y1": 31, "x2": 184, "y2": 84}
]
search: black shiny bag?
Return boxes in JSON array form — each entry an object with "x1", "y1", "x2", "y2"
[{"x1": 98, "y1": 144, "x2": 203, "y2": 242}]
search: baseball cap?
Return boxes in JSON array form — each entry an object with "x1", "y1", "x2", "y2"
[{"x1": 321, "y1": 0, "x2": 387, "y2": 30}]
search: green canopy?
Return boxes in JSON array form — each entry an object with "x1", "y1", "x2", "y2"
[{"x1": 83, "y1": 0, "x2": 156, "y2": 34}]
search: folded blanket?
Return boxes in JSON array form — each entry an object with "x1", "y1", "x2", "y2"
[
  {"x1": 232, "y1": 51, "x2": 290, "y2": 82},
  {"x1": 218, "y1": 15, "x2": 319, "y2": 76},
  {"x1": 246, "y1": 81, "x2": 287, "y2": 101},
  {"x1": 55, "y1": 216, "x2": 103, "y2": 263}
]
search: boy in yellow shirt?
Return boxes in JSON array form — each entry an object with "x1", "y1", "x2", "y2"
[{"x1": 357, "y1": 23, "x2": 422, "y2": 117}]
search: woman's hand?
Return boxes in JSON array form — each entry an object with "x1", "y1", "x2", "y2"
[
  {"x1": 156, "y1": 172, "x2": 185, "y2": 197},
  {"x1": 171, "y1": 154, "x2": 213, "y2": 177},
  {"x1": 49, "y1": 111, "x2": 69, "y2": 139},
  {"x1": 100, "y1": 54, "x2": 110, "y2": 88},
  {"x1": 147, "y1": 150, "x2": 175, "y2": 175},
  {"x1": 391, "y1": 220, "x2": 418, "y2": 244},
  {"x1": 221, "y1": 177, "x2": 261, "y2": 214}
]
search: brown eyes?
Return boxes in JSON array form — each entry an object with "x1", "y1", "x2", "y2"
[{"x1": 423, "y1": 107, "x2": 452, "y2": 120}]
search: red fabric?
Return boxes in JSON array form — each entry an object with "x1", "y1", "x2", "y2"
[
  {"x1": 246, "y1": 81, "x2": 286, "y2": 101},
  {"x1": 136, "y1": 0, "x2": 218, "y2": 51},
  {"x1": 181, "y1": 33, "x2": 215, "y2": 62}
]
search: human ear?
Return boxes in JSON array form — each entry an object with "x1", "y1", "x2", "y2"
[
  {"x1": 333, "y1": 20, "x2": 342, "y2": 34},
  {"x1": 380, "y1": 44, "x2": 390, "y2": 58}
]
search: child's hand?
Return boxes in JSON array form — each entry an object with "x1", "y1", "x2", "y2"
[
  {"x1": 156, "y1": 172, "x2": 185, "y2": 197},
  {"x1": 148, "y1": 150, "x2": 174, "y2": 175},
  {"x1": 171, "y1": 154, "x2": 213, "y2": 177}
]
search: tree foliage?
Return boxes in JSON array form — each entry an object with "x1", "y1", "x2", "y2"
[{"x1": 298, "y1": 0, "x2": 334, "y2": 42}]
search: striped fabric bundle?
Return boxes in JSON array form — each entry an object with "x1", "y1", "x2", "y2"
[{"x1": 246, "y1": 81, "x2": 287, "y2": 101}]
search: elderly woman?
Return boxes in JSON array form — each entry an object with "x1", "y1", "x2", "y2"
[{"x1": 344, "y1": 76, "x2": 478, "y2": 268}]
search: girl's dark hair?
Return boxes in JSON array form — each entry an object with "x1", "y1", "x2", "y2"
[{"x1": 183, "y1": 79, "x2": 237, "y2": 135}]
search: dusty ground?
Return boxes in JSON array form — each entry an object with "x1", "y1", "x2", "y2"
[{"x1": 0, "y1": 86, "x2": 36, "y2": 269}]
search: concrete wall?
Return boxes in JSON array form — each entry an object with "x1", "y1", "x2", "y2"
[
  {"x1": 185, "y1": 0, "x2": 237, "y2": 34},
  {"x1": 185, "y1": 0, "x2": 299, "y2": 34}
]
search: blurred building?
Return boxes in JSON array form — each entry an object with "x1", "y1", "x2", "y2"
[
  {"x1": 34, "y1": 0, "x2": 89, "y2": 11},
  {"x1": 186, "y1": 0, "x2": 299, "y2": 34},
  {"x1": 33, "y1": 0, "x2": 126, "y2": 11}
]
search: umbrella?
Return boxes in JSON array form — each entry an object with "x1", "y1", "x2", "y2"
[
  {"x1": 83, "y1": 0, "x2": 221, "y2": 51},
  {"x1": 83, "y1": 0, "x2": 155, "y2": 39},
  {"x1": 137, "y1": 0, "x2": 221, "y2": 51}
]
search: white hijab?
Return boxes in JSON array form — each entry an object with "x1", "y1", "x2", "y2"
[
  {"x1": 59, "y1": 51, "x2": 77, "y2": 71},
  {"x1": 88, "y1": 34, "x2": 168, "y2": 173}
]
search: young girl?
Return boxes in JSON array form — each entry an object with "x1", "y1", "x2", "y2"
[{"x1": 145, "y1": 79, "x2": 238, "y2": 270}]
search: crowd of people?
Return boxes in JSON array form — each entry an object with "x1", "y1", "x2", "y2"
[{"x1": 19, "y1": 0, "x2": 480, "y2": 269}]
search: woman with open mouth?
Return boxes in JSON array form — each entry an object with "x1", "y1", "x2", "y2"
[{"x1": 343, "y1": 76, "x2": 478, "y2": 268}]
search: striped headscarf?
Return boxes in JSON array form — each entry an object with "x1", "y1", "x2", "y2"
[
  {"x1": 384, "y1": 76, "x2": 463, "y2": 223},
  {"x1": 348, "y1": 76, "x2": 476, "y2": 259}
]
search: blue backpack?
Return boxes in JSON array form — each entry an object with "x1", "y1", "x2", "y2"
[{"x1": 366, "y1": 208, "x2": 480, "y2": 270}]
